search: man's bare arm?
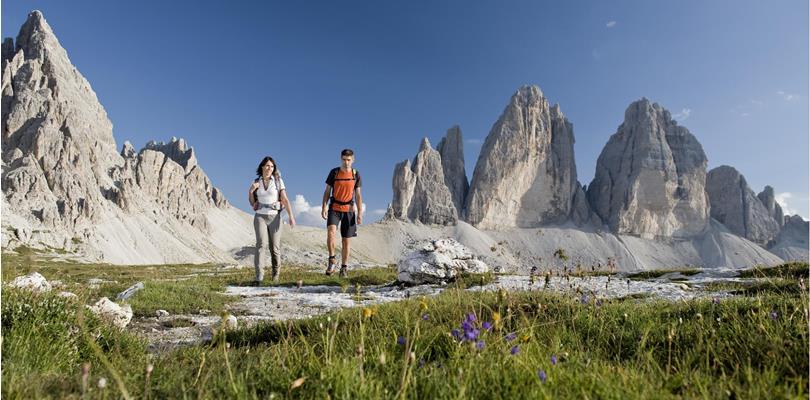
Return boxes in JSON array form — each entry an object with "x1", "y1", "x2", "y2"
[{"x1": 321, "y1": 184, "x2": 332, "y2": 220}]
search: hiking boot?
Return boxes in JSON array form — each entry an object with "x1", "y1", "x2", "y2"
[
  {"x1": 271, "y1": 267, "x2": 280, "y2": 282},
  {"x1": 339, "y1": 265, "x2": 348, "y2": 278},
  {"x1": 325, "y1": 256, "x2": 337, "y2": 276}
]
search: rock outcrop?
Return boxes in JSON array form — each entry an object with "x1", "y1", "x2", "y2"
[
  {"x1": 397, "y1": 238, "x2": 489, "y2": 284},
  {"x1": 87, "y1": 297, "x2": 133, "y2": 329},
  {"x1": 466, "y1": 85, "x2": 582, "y2": 229},
  {"x1": 387, "y1": 135, "x2": 461, "y2": 225},
  {"x1": 2, "y1": 10, "x2": 121, "y2": 236},
  {"x1": 706, "y1": 166, "x2": 780, "y2": 246},
  {"x1": 757, "y1": 186, "x2": 784, "y2": 229},
  {"x1": 769, "y1": 215, "x2": 809, "y2": 261},
  {"x1": 436, "y1": 125, "x2": 469, "y2": 214},
  {"x1": 586, "y1": 99, "x2": 710, "y2": 238},
  {"x1": 1, "y1": 11, "x2": 252, "y2": 264},
  {"x1": 7, "y1": 272, "x2": 51, "y2": 292}
]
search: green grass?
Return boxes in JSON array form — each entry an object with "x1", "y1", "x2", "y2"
[
  {"x1": 3, "y1": 251, "x2": 808, "y2": 399},
  {"x1": 738, "y1": 262, "x2": 809, "y2": 280},
  {"x1": 1, "y1": 248, "x2": 397, "y2": 318},
  {"x1": 447, "y1": 272, "x2": 496, "y2": 289},
  {"x1": 3, "y1": 282, "x2": 807, "y2": 398},
  {"x1": 627, "y1": 268, "x2": 702, "y2": 280},
  {"x1": 701, "y1": 278, "x2": 804, "y2": 297}
]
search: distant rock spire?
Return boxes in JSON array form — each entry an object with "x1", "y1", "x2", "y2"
[
  {"x1": 387, "y1": 136, "x2": 458, "y2": 224},
  {"x1": 706, "y1": 166, "x2": 780, "y2": 246},
  {"x1": 436, "y1": 125, "x2": 468, "y2": 215},
  {"x1": 465, "y1": 85, "x2": 581, "y2": 229},
  {"x1": 586, "y1": 98, "x2": 710, "y2": 238}
]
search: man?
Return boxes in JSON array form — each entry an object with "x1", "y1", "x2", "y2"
[{"x1": 321, "y1": 148, "x2": 363, "y2": 277}]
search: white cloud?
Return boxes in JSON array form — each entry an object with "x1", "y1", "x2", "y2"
[
  {"x1": 291, "y1": 195, "x2": 386, "y2": 226},
  {"x1": 291, "y1": 194, "x2": 324, "y2": 227},
  {"x1": 774, "y1": 192, "x2": 809, "y2": 219},
  {"x1": 775, "y1": 192, "x2": 798, "y2": 216},
  {"x1": 673, "y1": 108, "x2": 691, "y2": 122},
  {"x1": 606, "y1": 21, "x2": 617, "y2": 28},
  {"x1": 777, "y1": 90, "x2": 798, "y2": 101}
]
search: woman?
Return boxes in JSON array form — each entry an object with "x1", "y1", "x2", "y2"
[{"x1": 248, "y1": 156, "x2": 296, "y2": 283}]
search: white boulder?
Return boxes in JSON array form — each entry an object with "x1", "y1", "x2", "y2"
[
  {"x1": 8, "y1": 272, "x2": 51, "y2": 292},
  {"x1": 87, "y1": 297, "x2": 133, "y2": 329},
  {"x1": 397, "y1": 238, "x2": 489, "y2": 284}
]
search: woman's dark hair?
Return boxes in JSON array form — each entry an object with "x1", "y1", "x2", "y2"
[{"x1": 255, "y1": 156, "x2": 280, "y2": 178}]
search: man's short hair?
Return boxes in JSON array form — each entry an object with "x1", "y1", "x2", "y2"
[{"x1": 341, "y1": 149, "x2": 354, "y2": 157}]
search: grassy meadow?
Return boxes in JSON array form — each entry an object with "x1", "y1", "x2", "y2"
[{"x1": 1, "y1": 248, "x2": 808, "y2": 399}]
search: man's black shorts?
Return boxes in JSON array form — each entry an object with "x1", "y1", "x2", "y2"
[{"x1": 327, "y1": 210, "x2": 357, "y2": 238}]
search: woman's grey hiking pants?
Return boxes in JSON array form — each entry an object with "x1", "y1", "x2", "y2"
[{"x1": 253, "y1": 212, "x2": 282, "y2": 281}]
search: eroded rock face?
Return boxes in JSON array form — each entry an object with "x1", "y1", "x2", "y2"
[
  {"x1": 769, "y1": 215, "x2": 809, "y2": 261},
  {"x1": 2, "y1": 11, "x2": 121, "y2": 235},
  {"x1": 587, "y1": 99, "x2": 709, "y2": 238},
  {"x1": 1, "y1": 11, "x2": 237, "y2": 262},
  {"x1": 706, "y1": 166, "x2": 780, "y2": 246},
  {"x1": 387, "y1": 137, "x2": 458, "y2": 225},
  {"x1": 397, "y1": 238, "x2": 489, "y2": 284},
  {"x1": 466, "y1": 85, "x2": 581, "y2": 229},
  {"x1": 437, "y1": 125, "x2": 469, "y2": 215},
  {"x1": 757, "y1": 186, "x2": 784, "y2": 229}
]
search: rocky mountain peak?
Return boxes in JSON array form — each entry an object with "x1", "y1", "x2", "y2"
[
  {"x1": 436, "y1": 125, "x2": 468, "y2": 215},
  {"x1": 465, "y1": 84, "x2": 580, "y2": 229},
  {"x1": 121, "y1": 141, "x2": 136, "y2": 159},
  {"x1": 419, "y1": 137, "x2": 431, "y2": 151},
  {"x1": 586, "y1": 98, "x2": 709, "y2": 238},
  {"x1": 757, "y1": 185, "x2": 784, "y2": 228},
  {"x1": 143, "y1": 137, "x2": 197, "y2": 171},
  {"x1": 386, "y1": 130, "x2": 462, "y2": 225},
  {"x1": 706, "y1": 166, "x2": 781, "y2": 246},
  {"x1": 2, "y1": 10, "x2": 234, "y2": 263},
  {"x1": 14, "y1": 10, "x2": 55, "y2": 61}
]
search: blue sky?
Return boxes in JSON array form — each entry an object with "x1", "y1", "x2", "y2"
[{"x1": 3, "y1": 1, "x2": 808, "y2": 223}]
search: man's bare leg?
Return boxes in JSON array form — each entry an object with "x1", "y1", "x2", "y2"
[
  {"x1": 326, "y1": 225, "x2": 338, "y2": 275},
  {"x1": 341, "y1": 238, "x2": 351, "y2": 265},
  {"x1": 340, "y1": 237, "x2": 351, "y2": 277}
]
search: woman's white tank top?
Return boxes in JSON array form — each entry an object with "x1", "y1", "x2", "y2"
[{"x1": 255, "y1": 176, "x2": 285, "y2": 215}]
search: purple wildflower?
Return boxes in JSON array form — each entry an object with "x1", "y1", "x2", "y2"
[
  {"x1": 510, "y1": 345, "x2": 519, "y2": 355},
  {"x1": 504, "y1": 332, "x2": 517, "y2": 342},
  {"x1": 482, "y1": 321, "x2": 493, "y2": 331},
  {"x1": 712, "y1": 297, "x2": 720, "y2": 305},
  {"x1": 451, "y1": 329, "x2": 461, "y2": 340},
  {"x1": 461, "y1": 321, "x2": 473, "y2": 332},
  {"x1": 770, "y1": 311, "x2": 779, "y2": 320},
  {"x1": 595, "y1": 299, "x2": 603, "y2": 307},
  {"x1": 422, "y1": 313, "x2": 430, "y2": 321},
  {"x1": 475, "y1": 340, "x2": 485, "y2": 350},
  {"x1": 464, "y1": 329, "x2": 480, "y2": 341},
  {"x1": 551, "y1": 354, "x2": 557, "y2": 365},
  {"x1": 397, "y1": 336, "x2": 406, "y2": 346},
  {"x1": 537, "y1": 369, "x2": 547, "y2": 382},
  {"x1": 580, "y1": 295, "x2": 590, "y2": 305}
]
